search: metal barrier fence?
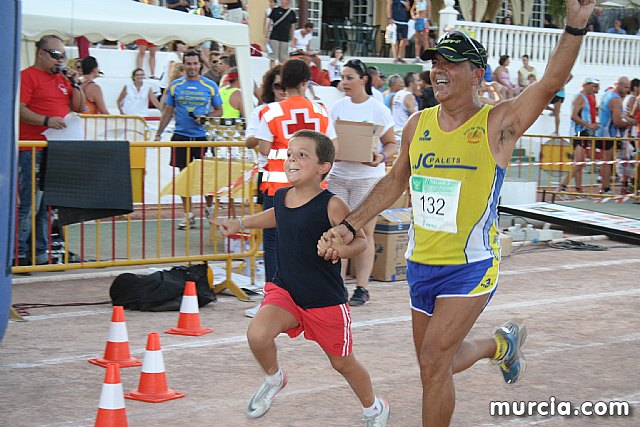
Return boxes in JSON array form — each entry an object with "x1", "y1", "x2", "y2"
[
  {"x1": 14, "y1": 115, "x2": 260, "y2": 301},
  {"x1": 509, "y1": 134, "x2": 639, "y2": 201}
]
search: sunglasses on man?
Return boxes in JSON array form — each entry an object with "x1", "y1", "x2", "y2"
[{"x1": 43, "y1": 48, "x2": 66, "y2": 61}]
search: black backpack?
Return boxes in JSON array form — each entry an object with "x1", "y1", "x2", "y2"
[{"x1": 110, "y1": 263, "x2": 216, "y2": 311}]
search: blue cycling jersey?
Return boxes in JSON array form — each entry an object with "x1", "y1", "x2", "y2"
[{"x1": 166, "y1": 76, "x2": 222, "y2": 137}]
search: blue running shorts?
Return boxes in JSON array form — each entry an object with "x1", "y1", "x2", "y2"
[
  {"x1": 415, "y1": 18, "x2": 427, "y2": 32},
  {"x1": 407, "y1": 257, "x2": 499, "y2": 316}
]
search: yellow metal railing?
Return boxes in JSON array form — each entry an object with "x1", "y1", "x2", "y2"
[{"x1": 14, "y1": 136, "x2": 261, "y2": 301}]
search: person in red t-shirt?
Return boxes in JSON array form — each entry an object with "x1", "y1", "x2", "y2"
[{"x1": 17, "y1": 35, "x2": 85, "y2": 266}]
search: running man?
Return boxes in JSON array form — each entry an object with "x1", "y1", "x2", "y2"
[{"x1": 319, "y1": 1, "x2": 596, "y2": 425}]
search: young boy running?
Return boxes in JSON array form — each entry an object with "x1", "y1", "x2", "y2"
[{"x1": 215, "y1": 130, "x2": 390, "y2": 426}]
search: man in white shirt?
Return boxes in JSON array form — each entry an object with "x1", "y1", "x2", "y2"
[
  {"x1": 391, "y1": 72, "x2": 418, "y2": 141},
  {"x1": 292, "y1": 22, "x2": 314, "y2": 52},
  {"x1": 368, "y1": 66, "x2": 387, "y2": 104}
]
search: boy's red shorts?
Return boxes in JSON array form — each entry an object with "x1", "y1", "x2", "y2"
[{"x1": 261, "y1": 282, "x2": 352, "y2": 357}]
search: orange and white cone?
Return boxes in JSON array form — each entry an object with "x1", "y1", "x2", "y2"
[
  {"x1": 125, "y1": 332, "x2": 185, "y2": 403},
  {"x1": 95, "y1": 363, "x2": 128, "y2": 427},
  {"x1": 165, "y1": 281, "x2": 213, "y2": 336},
  {"x1": 89, "y1": 306, "x2": 142, "y2": 368}
]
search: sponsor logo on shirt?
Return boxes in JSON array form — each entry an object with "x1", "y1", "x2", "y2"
[
  {"x1": 418, "y1": 129, "x2": 432, "y2": 142},
  {"x1": 412, "y1": 152, "x2": 477, "y2": 170},
  {"x1": 464, "y1": 126, "x2": 485, "y2": 145}
]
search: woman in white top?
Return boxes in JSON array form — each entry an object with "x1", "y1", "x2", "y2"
[
  {"x1": 292, "y1": 22, "x2": 314, "y2": 52},
  {"x1": 328, "y1": 47, "x2": 345, "y2": 88},
  {"x1": 117, "y1": 68, "x2": 161, "y2": 116},
  {"x1": 327, "y1": 59, "x2": 397, "y2": 306}
]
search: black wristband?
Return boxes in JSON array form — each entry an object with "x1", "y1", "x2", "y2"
[
  {"x1": 340, "y1": 219, "x2": 357, "y2": 239},
  {"x1": 43, "y1": 116, "x2": 49, "y2": 127},
  {"x1": 564, "y1": 25, "x2": 588, "y2": 36}
]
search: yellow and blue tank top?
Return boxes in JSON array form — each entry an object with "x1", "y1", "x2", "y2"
[{"x1": 406, "y1": 104, "x2": 505, "y2": 265}]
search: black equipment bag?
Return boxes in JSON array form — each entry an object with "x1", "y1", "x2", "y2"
[{"x1": 110, "y1": 263, "x2": 216, "y2": 311}]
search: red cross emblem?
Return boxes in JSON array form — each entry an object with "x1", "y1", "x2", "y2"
[{"x1": 281, "y1": 108, "x2": 321, "y2": 139}]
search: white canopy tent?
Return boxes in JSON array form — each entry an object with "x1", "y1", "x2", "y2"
[{"x1": 21, "y1": 0, "x2": 254, "y2": 115}]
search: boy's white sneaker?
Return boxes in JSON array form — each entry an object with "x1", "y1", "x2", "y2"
[
  {"x1": 247, "y1": 371, "x2": 287, "y2": 418},
  {"x1": 364, "y1": 398, "x2": 390, "y2": 427}
]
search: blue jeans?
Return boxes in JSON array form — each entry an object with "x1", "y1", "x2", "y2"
[
  {"x1": 18, "y1": 151, "x2": 48, "y2": 259},
  {"x1": 262, "y1": 193, "x2": 277, "y2": 282}
]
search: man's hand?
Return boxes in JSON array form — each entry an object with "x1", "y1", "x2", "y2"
[
  {"x1": 48, "y1": 116, "x2": 66, "y2": 129},
  {"x1": 214, "y1": 218, "x2": 241, "y2": 236},
  {"x1": 318, "y1": 225, "x2": 353, "y2": 261},
  {"x1": 65, "y1": 67, "x2": 80, "y2": 80},
  {"x1": 587, "y1": 122, "x2": 600, "y2": 131},
  {"x1": 566, "y1": 0, "x2": 596, "y2": 28}
]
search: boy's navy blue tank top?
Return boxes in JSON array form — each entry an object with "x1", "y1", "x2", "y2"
[{"x1": 272, "y1": 187, "x2": 347, "y2": 309}]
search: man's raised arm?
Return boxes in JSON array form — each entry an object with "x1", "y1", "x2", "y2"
[{"x1": 488, "y1": 0, "x2": 595, "y2": 167}]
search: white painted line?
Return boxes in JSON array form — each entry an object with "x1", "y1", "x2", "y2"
[
  {"x1": 501, "y1": 258, "x2": 640, "y2": 276},
  {"x1": 26, "y1": 309, "x2": 113, "y2": 321}
]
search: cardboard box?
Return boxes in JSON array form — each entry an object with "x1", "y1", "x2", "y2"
[
  {"x1": 372, "y1": 208, "x2": 412, "y2": 282},
  {"x1": 334, "y1": 120, "x2": 384, "y2": 163}
]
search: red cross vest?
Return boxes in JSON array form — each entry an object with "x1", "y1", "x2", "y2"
[{"x1": 259, "y1": 96, "x2": 331, "y2": 196}]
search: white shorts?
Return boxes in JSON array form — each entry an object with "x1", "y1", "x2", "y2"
[
  {"x1": 327, "y1": 175, "x2": 381, "y2": 210},
  {"x1": 225, "y1": 8, "x2": 244, "y2": 24}
]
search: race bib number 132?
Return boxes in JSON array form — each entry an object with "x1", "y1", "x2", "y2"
[{"x1": 410, "y1": 175, "x2": 461, "y2": 233}]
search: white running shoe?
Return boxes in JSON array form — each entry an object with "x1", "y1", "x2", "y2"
[
  {"x1": 177, "y1": 213, "x2": 196, "y2": 230},
  {"x1": 244, "y1": 304, "x2": 261, "y2": 318},
  {"x1": 247, "y1": 371, "x2": 287, "y2": 418},
  {"x1": 364, "y1": 398, "x2": 390, "y2": 427}
]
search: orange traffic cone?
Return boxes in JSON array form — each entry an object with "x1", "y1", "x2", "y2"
[
  {"x1": 125, "y1": 332, "x2": 186, "y2": 403},
  {"x1": 165, "y1": 281, "x2": 213, "y2": 336},
  {"x1": 89, "y1": 306, "x2": 142, "y2": 368},
  {"x1": 95, "y1": 363, "x2": 128, "y2": 427}
]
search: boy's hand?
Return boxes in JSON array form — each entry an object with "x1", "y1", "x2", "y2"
[
  {"x1": 317, "y1": 229, "x2": 345, "y2": 264},
  {"x1": 214, "y1": 218, "x2": 241, "y2": 237}
]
